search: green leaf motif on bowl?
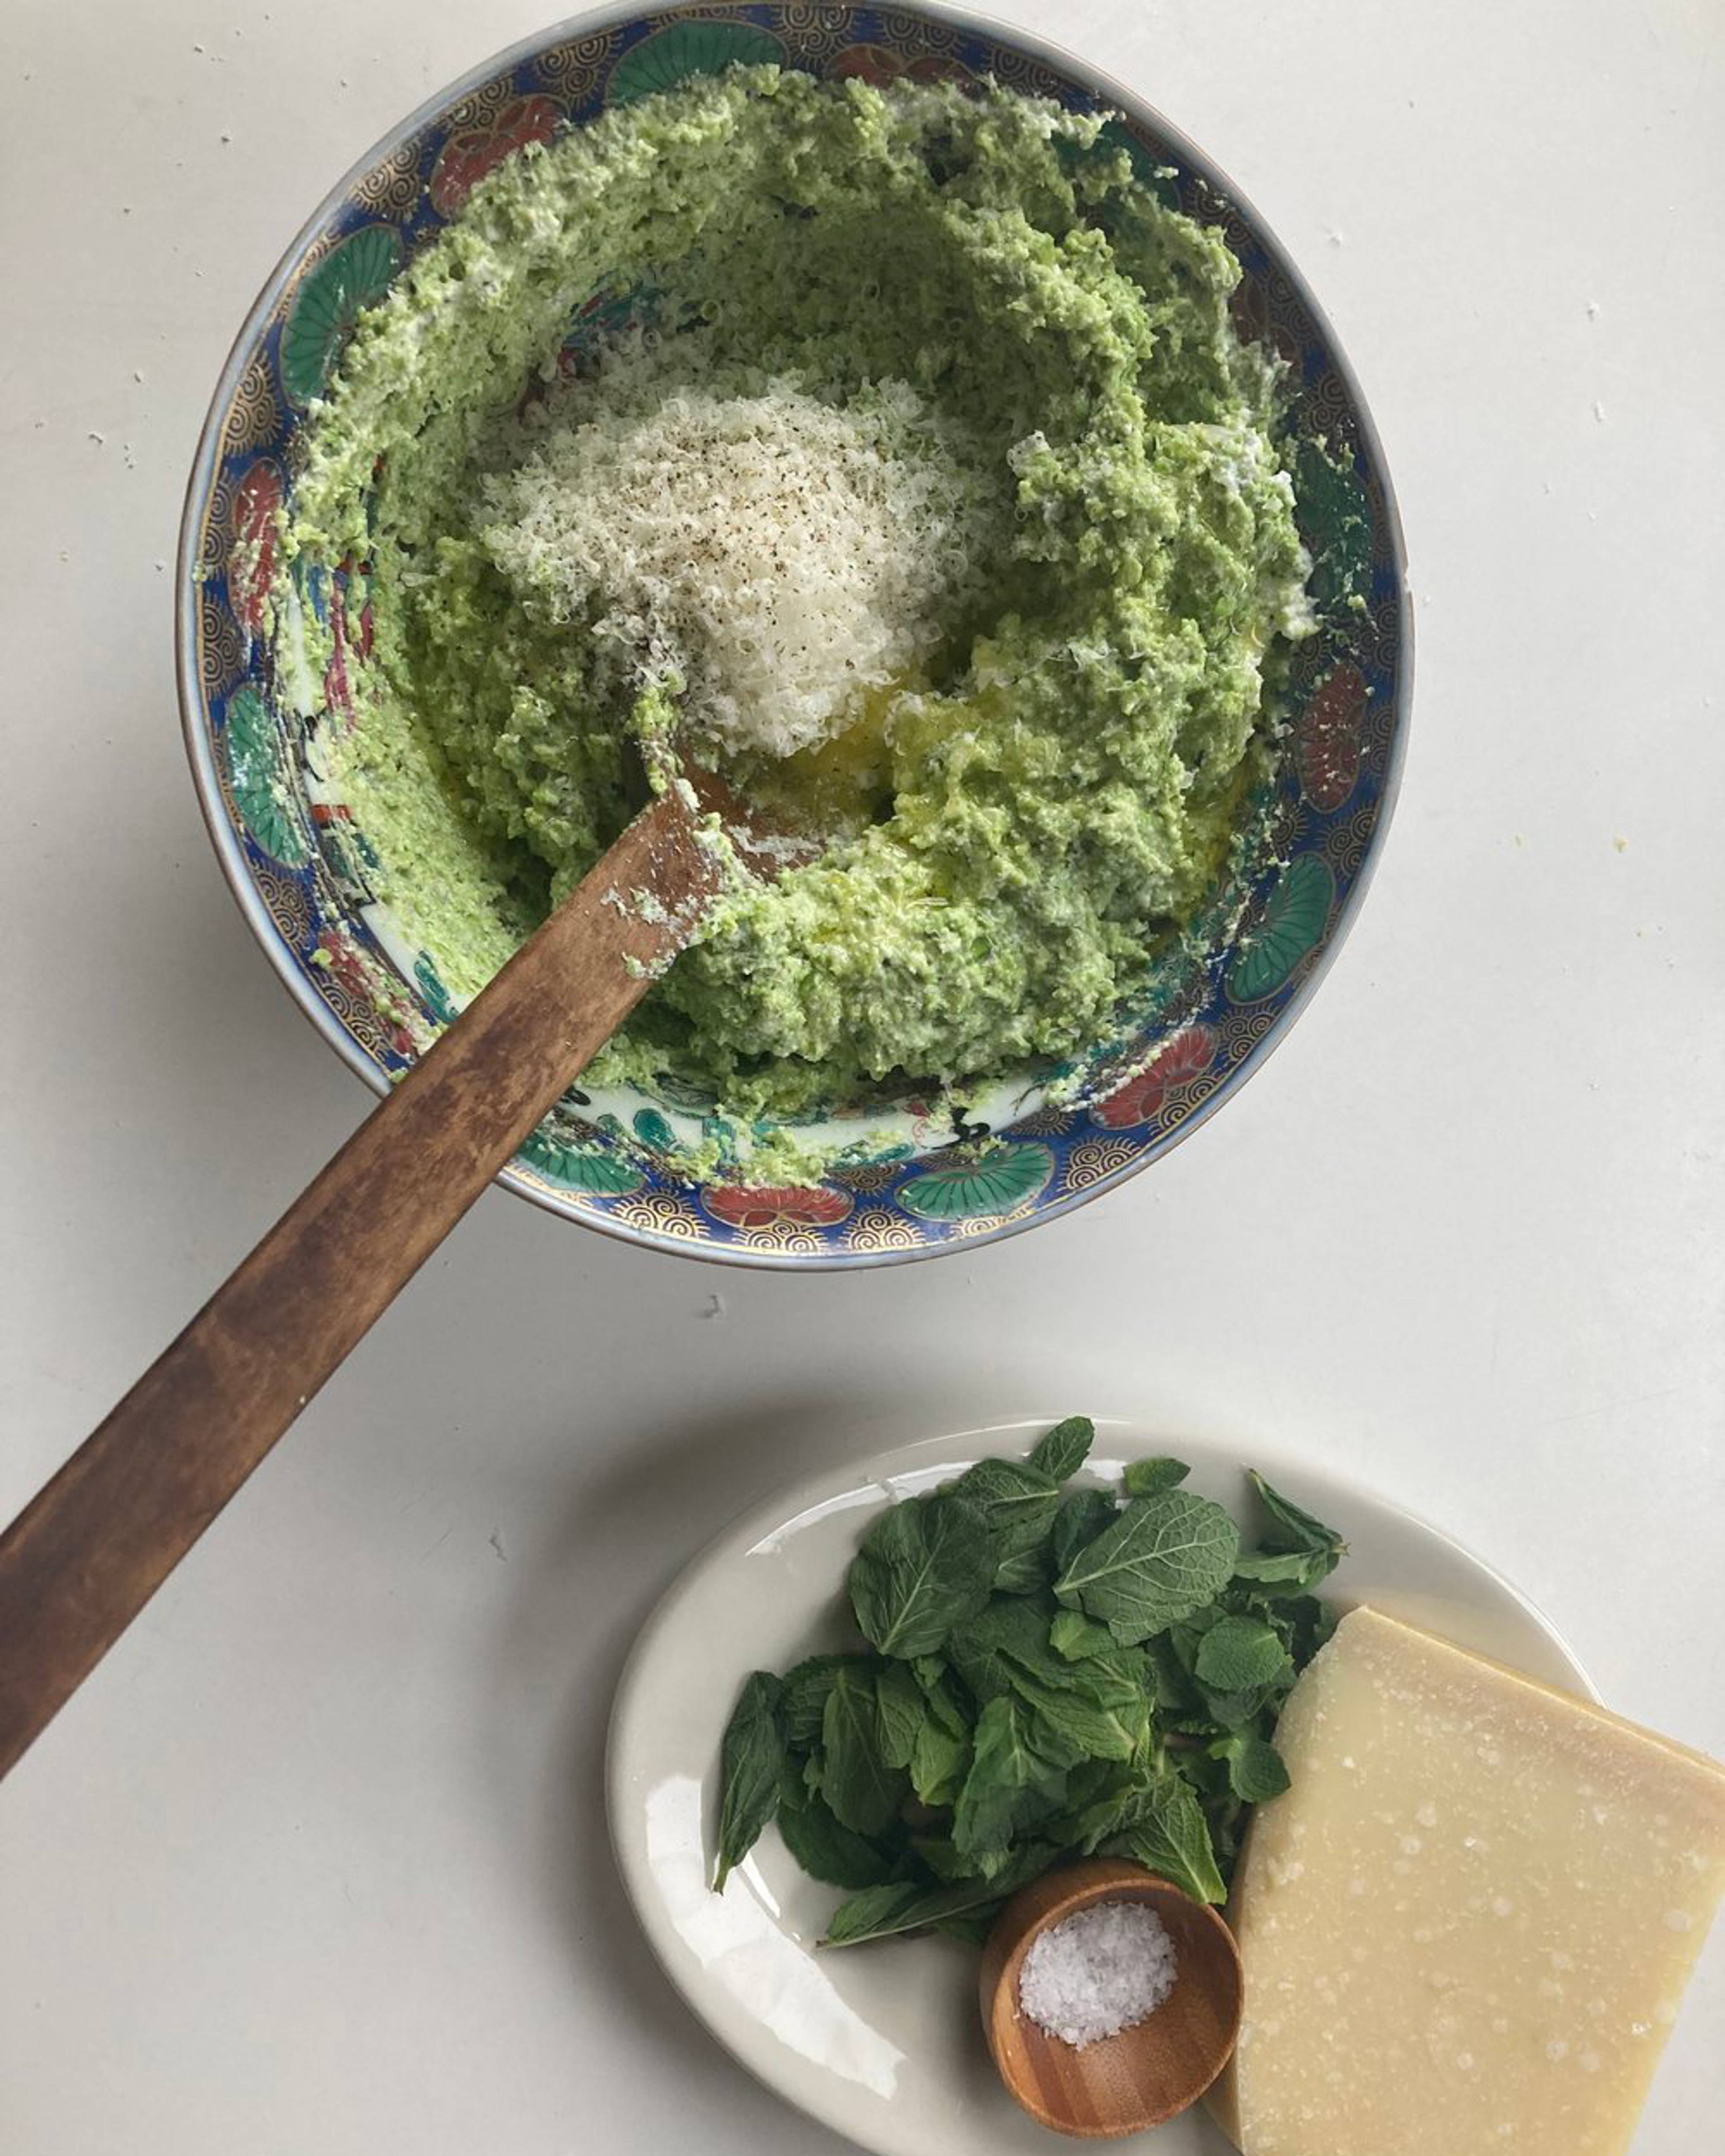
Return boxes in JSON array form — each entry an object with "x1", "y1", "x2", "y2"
[
  {"x1": 898, "y1": 1143, "x2": 1055, "y2": 1223},
  {"x1": 280, "y1": 225, "x2": 403, "y2": 407},
  {"x1": 223, "y1": 685, "x2": 307, "y2": 864},
  {"x1": 519, "y1": 1127, "x2": 644, "y2": 1196},
  {"x1": 1225, "y1": 854, "x2": 1333, "y2": 1004},
  {"x1": 412, "y1": 952, "x2": 457, "y2": 1026},
  {"x1": 1294, "y1": 440, "x2": 1371, "y2": 608},
  {"x1": 632, "y1": 1106, "x2": 677, "y2": 1153},
  {"x1": 1093, "y1": 119, "x2": 1180, "y2": 209},
  {"x1": 651, "y1": 1070, "x2": 722, "y2": 1112},
  {"x1": 606, "y1": 19, "x2": 784, "y2": 105},
  {"x1": 699, "y1": 1113, "x2": 740, "y2": 1162},
  {"x1": 563, "y1": 278, "x2": 663, "y2": 358}
]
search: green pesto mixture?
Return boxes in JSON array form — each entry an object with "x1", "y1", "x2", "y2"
[{"x1": 282, "y1": 71, "x2": 1310, "y2": 1125}]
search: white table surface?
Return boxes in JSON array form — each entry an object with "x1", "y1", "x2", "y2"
[{"x1": 1, "y1": 1, "x2": 1721, "y2": 2151}]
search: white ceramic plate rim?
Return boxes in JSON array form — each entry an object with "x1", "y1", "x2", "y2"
[{"x1": 606, "y1": 1419, "x2": 1594, "y2": 2156}]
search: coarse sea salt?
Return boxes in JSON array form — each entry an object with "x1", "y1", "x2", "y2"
[{"x1": 1018, "y1": 1900, "x2": 1179, "y2": 2050}]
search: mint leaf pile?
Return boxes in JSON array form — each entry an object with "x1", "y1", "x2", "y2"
[{"x1": 712, "y1": 1421, "x2": 1346, "y2": 1945}]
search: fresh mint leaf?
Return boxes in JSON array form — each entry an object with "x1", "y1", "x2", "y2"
[
  {"x1": 821, "y1": 1845, "x2": 1056, "y2": 1947},
  {"x1": 909, "y1": 1669, "x2": 973, "y2": 1807},
  {"x1": 1055, "y1": 1490, "x2": 1240, "y2": 1644},
  {"x1": 910, "y1": 1662, "x2": 972, "y2": 1789},
  {"x1": 1050, "y1": 1610, "x2": 1116, "y2": 1661},
  {"x1": 714, "y1": 1672, "x2": 784, "y2": 1891},
  {"x1": 1223, "y1": 1595, "x2": 1296, "y2": 1654},
  {"x1": 911, "y1": 1833, "x2": 982, "y2": 1883},
  {"x1": 1194, "y1": 1615, "x2": 1289, "y2": 1693},
  {"x1": 780, "y1": 1654, "x2": 869, "y2": 1749},
  {"x1": 1166, "y1": 1619, "x2": 1206, "y2": 1678},
  {"x1": 1243, "y1": 1591, "x2": 1336, "y2": 1666},
  {"x1": 1219, "y1": 1590, "x2": 1335, "y2": 1683},
  {"x1": 947, "y1": 1595, "x2": 1059, "y2": 1704},
  {"x1": 875, "y1": 1664, "x2": 927, "y2": 1772},
  {"x1": 1011, "y1": 1668, "x2": 1139, "y2": 1764},
  {"x1": 953, "y1": 1457, "x2": 1064, "y2": 1564},
  {"x1": 1248, "y1": 1471, "x2": 1347, "y2": 1558},
  {"x1": 1181, "y1": 1742, "x2": 1233, "y2": 1794},
  {"x1": 1066, "y1": 1643, "x2": 1156, "y2": 1714},
  {"x1": 1222, "y1": 1735, "x2": 1291, "y2": 1804},
  {"x1": 822, "y1": 1667, "x2": 908, "y2": 1836},
  {"x1": 1046, "y1": 1762, "x2": 1147, "y2": 1855},
  {"x1": 951, "y1": 1598, "x2": 1150, "y2": 1761},
  {"x1": 933, "y1": 1907, "x2": 1001, "y2": 1946},
  {"x1": 849, "y1": 1493, "x2": 994, "y2": 1661},
  {"x1": 1050, "y1": 1487, "x2": 1117, "y2": 1574},
  {"x1": 916, "y1": 1660, "x2": 973, "y2": 1735},
  {"x1": 1143, "y1": 1635, "x2": 1195, "y2": 1710},
  {"x1": 1231, "y1": 1546, "x2": 1340, "y2": 1604},
  {"x1": 1231, "y1": 1547, "x2": 1333, "y2": 1587},
  {"x1": 954, "y1": 1697, "x2": 1072, "y2": 1868},
  {"x1": 1207, "y1": 1801, "x2": 1248, "y2": 1880},
  {"x1": 817, "y1": 1880, "x2": 923, "y2": 1946},
  {"x1": 1027, "y1": 1416, "x2": 1095, "y2": 1483},
  {"x1": 994, "y1": 1543, "x2": 1054, "y2": 1596},
  {"x1": 910, "y1": 1719, "x2": 971, "y2": 1810},
  {"x1": 1049, "y1": 1643, "x2": 1154, "y2": 1753},
  {"x1": 1044, "y1": 1755, "x2": 1118, "y2": 1823},
  {"x1": 1114, "y1": 1774, "x2": 1227, "y2": 1905},
  {"x1": 1305, "y1": 1595, "x2": 1340, "y2": 1655},
  {"x1": 1196, "y1": 1683, "x2": 1271, "y2": 1732},
  {"x1": 776, "y1": 1792, "x2": 903, "y2": 1889},
  {"x1": 1123, "y1": 1456, "x2": 1190, "y2": 1498},
  {"x1": 909, "y1": 1652, "x2": 949, "y2": 1694}
]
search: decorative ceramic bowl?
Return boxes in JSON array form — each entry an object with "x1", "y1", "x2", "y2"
[{"x1": 178, "y1": 1, "x2": 1411, "y2": 1269}]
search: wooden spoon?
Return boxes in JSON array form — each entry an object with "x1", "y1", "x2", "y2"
[
  {"x1": 979, "y1": 1857, "x2": 1243, "y2": 2139},
  {"x1": 0, "y1": 769, "x2": 811, "y2": 1779}
]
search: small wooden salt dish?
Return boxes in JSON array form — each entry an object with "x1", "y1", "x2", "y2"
[{"x1": 979, "y1": 1858, "x2": 1243, "y2": 2139}]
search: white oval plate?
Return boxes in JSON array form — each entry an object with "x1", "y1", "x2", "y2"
[{"x1": 606, "y1": 1421, "x2": 1593, "y2": 2156}]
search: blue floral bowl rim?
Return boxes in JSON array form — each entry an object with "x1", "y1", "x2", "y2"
[{"x1": 175, "y1": 0, "x2": 1414, "y2": 1272}]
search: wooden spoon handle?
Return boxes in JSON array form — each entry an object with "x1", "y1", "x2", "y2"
[{"x1": 0, "y1": 790, "x2": 718, "y2": 1778}]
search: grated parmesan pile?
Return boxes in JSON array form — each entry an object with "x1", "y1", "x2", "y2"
[{"x1": 483, "y1": 349, "x2": 993, "y2": 761}]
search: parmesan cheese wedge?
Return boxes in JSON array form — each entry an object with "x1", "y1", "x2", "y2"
[{"x1": 1212, "y1": 1607, "x2": 1725, "y2": 2156}]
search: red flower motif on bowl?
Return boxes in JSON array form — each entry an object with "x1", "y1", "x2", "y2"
[
  {"x1": 1091, "y1": 1025, "x2": 1217, "y2": 1130},
  {"x1": 703, "y1": 1184, "x2": 854, "y2": 1232},
  {"x1": 315, "y1": 928, "x2": 416, "y2": 1057},
  {"x1": 832, "y1": 46, "x2": 972, "y2": 88},
  {"x1": 229, "y1": 461, "x2": 283, "y2": 637},
  {"x1": 1296, "y1": 662, "x2": 1367, "y2": 812},
  {"x1": 429, "y1": 95, "x2": 562, "y2": 218}
]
